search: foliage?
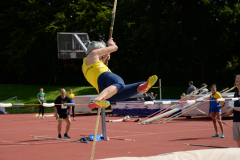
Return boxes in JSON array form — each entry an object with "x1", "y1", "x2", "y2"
[{"x1": 0, "y1": 0, "x2": 240, "y2": 87}]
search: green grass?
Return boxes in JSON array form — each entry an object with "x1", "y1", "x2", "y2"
[
  {"x1": 0, "y1": 84, "x2": 235, "y2": 114},
  {"x1": 0, "y1": 84, "x2": 98, "y2": 114}
]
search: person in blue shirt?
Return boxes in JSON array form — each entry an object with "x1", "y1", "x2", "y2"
[
  {"x1": 149, "y1": 92, "x2": 157, "y2": 100},
  {"x1": 231, "y1": 75, "x2": 240, "y2": 147},
  {"x1": 137, "y1": 93, "x2": 152, "y2": 101},
  {"x1": 187, "y1": 81, "x2": 196, "y2": 95},
  {"x1": 143, "y1": 93, "x2": 152, "y2": 101},
  {"x1": 209, "y1": 84, "x2": 225, "y2": 138},
  {"x1": 199, "y1": 83, "x2": 208, "y2": 94}
]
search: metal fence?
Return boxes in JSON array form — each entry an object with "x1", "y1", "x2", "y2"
[{"x1": 2, "y1": 96, "x2": 18, "y2": 109}]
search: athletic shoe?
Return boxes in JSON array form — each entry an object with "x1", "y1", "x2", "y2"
[
  {"x1": 58, "y1": 134, "x2": 62, "y2": 139},
  {"x1": 212, "y1": 133, "x2": 219, "y2": 137},
  {"x1": 123, "y1": 118, "x2": 131, "y2": 122},
  {"x1": 137, "y1": 75, "x2": 158, "y2": 93},
  {"x1": 73, "y1": 118, "x2": 76, "y2": 121},
  {"x1": 132, "y1": 118, "x2": 141, "y2": 122},
  {"x1": 42, "y1": 116, "x2": 44, "y2": 119},
  {"x1": 64, "y1": 133, "x2": 70, "y2": 139},
  {"x1": 88, "y1": 99, "x2": 110, "y2": 109},
  {"x1": 221, "y1": 134, "x2": 225, "y2": 138}
]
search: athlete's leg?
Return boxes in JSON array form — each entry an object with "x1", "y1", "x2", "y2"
[
  {"x1": 97, "y1": 72, "x2": 155, "y2": 102},
  {"x1": 107, "y1": 82, "x2": 144, "y2": 102},
  {"x1": 39, "y1": 104, "x2": 42, "y2": 115},
  {"x1": 88, "y1": 72, "x2": 127, "y2": 109},
  {"x1": 42, "y1": 106, "x2": 44, "y2": 117},
  {"x1": 58, "y1": 119, "x2": 62, "y2": 134},
  {"x1": 72, "y1": 106, "x2": 75, "y2": 118},
  {"x1": 65, "y1": 116, "x2": 71, "y2": 134},
  {"x1": 96, "y1": 85, "x2": 118, "y2": 100},
  {"x1": 90, "y1": 72, "x2": 157, "y2": 108},
  {"x1": 211, "y1": 112, "x2": 218, "y2": 134},
  {"x1": 216, "y1": 112, "x2": 224, "y2": 134},
  {"x1": 237, "y1": 140, "x2": 240, "y2": 147},
  {"x1": 137, "y1": 75, "x2": 158, "y2": 93}
]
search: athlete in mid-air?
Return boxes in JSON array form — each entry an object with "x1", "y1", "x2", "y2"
[{"x1": 82, "y1": 38, "x2": 158, "y2": 109}]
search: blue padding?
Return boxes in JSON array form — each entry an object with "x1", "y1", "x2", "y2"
[{"x1": 112, "y1": 108, "x2": 127, "y2": 115}]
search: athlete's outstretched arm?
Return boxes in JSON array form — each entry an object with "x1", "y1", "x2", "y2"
[
  {"x1": 102, "y1": 54, "x2": 110, "y2": 64},
  {"x1": 85, "y1": 39, "x2": 118, "y2": 65}
]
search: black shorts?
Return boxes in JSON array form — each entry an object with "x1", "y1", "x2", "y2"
[{"x1": 59, "y1": 114, "x2": 68, "y2": 119}]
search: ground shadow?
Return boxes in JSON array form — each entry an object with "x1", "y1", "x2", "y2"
[
  {"x1": 0, "y1": 140, "x2": 67, "y2": 146},
  {"x1": 172, "y1": 116, "x2": 233, "y2": 122},
  {"x1": 16, "y1": 139, "x2": 49, "y2": 143},
  {"x1": 169, "y1": 137, "x2": 212, "y2": 141}
]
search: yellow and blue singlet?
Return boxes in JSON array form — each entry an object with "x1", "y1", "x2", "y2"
[
  {"x1": 209, "y1": 92, "x2": 225, "y2": 113},
  {"x1": 82, "y1": 58, "x2": 111, "y2": 93}
]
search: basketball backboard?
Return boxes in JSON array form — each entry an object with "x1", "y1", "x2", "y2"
[{"x1": 57, "y1": 32, "x2": 89, "y2": 59}]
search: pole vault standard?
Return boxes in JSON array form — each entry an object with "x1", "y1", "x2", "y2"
[{"x1": 159, "y1": 79, "x2": 162, "y2": 100}]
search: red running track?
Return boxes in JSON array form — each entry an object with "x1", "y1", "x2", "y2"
[{"x1": 0, "y1": 113, "x2": 237, "y2": 160}]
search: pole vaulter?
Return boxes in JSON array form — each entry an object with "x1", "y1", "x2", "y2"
[{"x1": 81, "y1": 0, "x2": 157, "y2": 159}]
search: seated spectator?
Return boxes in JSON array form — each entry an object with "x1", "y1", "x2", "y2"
[
  {"x1": 143, "y1": 93, "x2": 152, "y2": 101},
  {"x1": 187, "y1": 81, "x2": 196, "y2": 95},
  {"x1": 200, "y1": 83, "x2": 208, "y2": 94},
  {"x1": 149, "y1": 92, "x2": 157, "y2": 100},
  {"x1": 137, "y1": 93, "x2": 146, "y2": 101},
  {"x1": 137, "y1": 93, "x2": 153, "y2": 101}
]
